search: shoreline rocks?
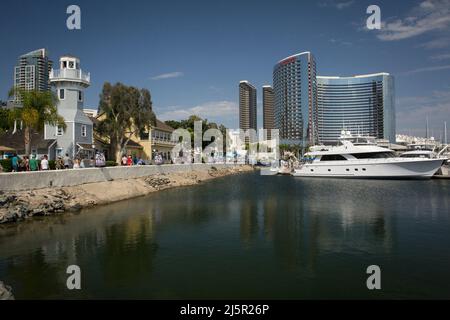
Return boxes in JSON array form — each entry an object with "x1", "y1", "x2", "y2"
[{"x1": 0, "y1": 165, "x2": 253, "y2": 224}]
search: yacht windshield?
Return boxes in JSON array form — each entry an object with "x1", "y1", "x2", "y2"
[
  {"x1": 350, "y1": 152, "x2": 396, "y2": 159},
  {"x1": 320, "y1": 154, "x2": 347, "y2": 161}
]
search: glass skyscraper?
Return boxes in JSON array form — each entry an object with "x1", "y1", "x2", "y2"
[
  {"x1": 317, "y1": 73, "x2": 395, "y2": 144},
  {"x1": 273, "y1": 52, "x2": 318, "y2": 145},
  {"x1": 14, "y1": 48, "x2": 52, "y2": 94}
]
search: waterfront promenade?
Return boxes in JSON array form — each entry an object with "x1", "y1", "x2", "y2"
[{"x1": 0, "y1": 163, "x2": 248, "y2": 192}]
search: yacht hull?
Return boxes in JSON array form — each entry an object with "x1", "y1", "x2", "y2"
[{"x1": 292, "y1": 159, "x2": 445, "y2": 179}]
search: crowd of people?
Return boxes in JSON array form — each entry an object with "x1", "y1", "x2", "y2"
[
  {"x1": 7, "y1": 153, "x2": 49, "y2": 172},
  {"x1": 3, "y1": 152, "x2": 107, "y2": 172},
  {"x1": 120, "y1": 154, "x2": 148, "y2": 166},
  {"x1": 1, "y1": 150, "x2": 242, "y2": 173}
]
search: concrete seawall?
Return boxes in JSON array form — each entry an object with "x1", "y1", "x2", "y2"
[{"x1": 0, "y1": 164, "x2": 242, "y2": 191}]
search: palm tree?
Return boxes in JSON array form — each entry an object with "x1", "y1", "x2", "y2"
[{"x1": 8, "y1": 87, "x2": 66, "y2": 155}]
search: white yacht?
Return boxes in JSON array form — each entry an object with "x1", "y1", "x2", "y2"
[{"x1": 293, "y1": 132, "x2": 445, "y2": 179}]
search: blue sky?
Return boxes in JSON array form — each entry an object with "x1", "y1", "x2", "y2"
[{"x1": 1, "y1": 0, "x2": 449, "y2": 137}]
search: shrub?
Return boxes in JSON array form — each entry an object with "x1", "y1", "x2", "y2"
[
  {"x1": 48, "y1": 160, "x2": 56, "y2": 170},
  {"x1": 0, "y1": 159, "x2": 12, "y2": 172},
  {"x1": 105, "y1": 160, "x2": 118, "y2": 167}
]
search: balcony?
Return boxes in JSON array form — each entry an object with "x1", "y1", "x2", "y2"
[
  {"x1": 49, "y1": 69, "x2": 90, "y2": 86},
  {"x1": 151, "y1": 137, "x2": 177, "y2": 146}
]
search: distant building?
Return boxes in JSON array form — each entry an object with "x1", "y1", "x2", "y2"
[
  {"x1": 83, "y1": 107, "x2": 98, "y2": 118},
  {"x1": 13, "y1": 48, "x2": 52, "y2": 100},
  {"x1": 262, "y1": 85, "x2": 275, "y2": 140},
  {"x1": 150, "y1": 119, "x2": 176, "y2": 162},
  {"x1": 317, "y1": 73, "x2": 395, "y2": 144},
  {"x1": 239, "y1": 81, "x2": 257, "y2": 132},
  {"x1": 273, "y1": 52, "x2": 318, "y2": 145},
  {"x1": 0, "y1": 130, "x2": 56, "y2": 160},
  {"x1": 44, "y1": 55, "x2": 94, "y2": 159},
  {"x1": 93, "y1": 113, "x2": 175, "y2": 163}
]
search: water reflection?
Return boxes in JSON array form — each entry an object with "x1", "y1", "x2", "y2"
[{"x1": 0, "y1": 173, "x2": 449, "y2": 299}]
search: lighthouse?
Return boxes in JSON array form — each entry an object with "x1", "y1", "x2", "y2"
[{"x1": 45, "y1": 55, "x2": 94, "y2": 159}]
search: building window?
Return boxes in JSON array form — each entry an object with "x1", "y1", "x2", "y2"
[
  {"x1": 59, "y1": 89, "x2": 65, "y2": 100},
  {"x1": 81, "y1": 125, "x2": 87, "y2": 137},
  {"x1": 57, "y1": 125, "x2": 64, "y2": 136},
  {"x1": 78, "y1": 91, "x2": 83, "y2": 102}
]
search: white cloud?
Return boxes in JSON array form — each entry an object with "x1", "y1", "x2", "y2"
[
  {"x1": 420, "y1": 37, "x2": 450, "y2": 49},
  {"x1": 376, "y1": 0, "x2": 450, "y2": 41},
  {"x1": 400, "y1": 64, "x2": 450, "y2": 75},
  {"x1": 430, "y1": 53, "x2": 450, "y2": 60},
  {"x1": 156, "y1": 100, "x2": 238, "y2": 124},
  {"x1": 329, "y1": 38, "x2": 353, "y2": 46},
  {"x1": 151, "y1": 71, "x2": 184, "y2": 80},
  {"x1": 319, "y1": 0, "x2": 354, "y2": 10}
]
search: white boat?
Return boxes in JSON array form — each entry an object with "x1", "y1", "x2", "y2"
[
  {"x1": 293, "y1": 133, "x2": 445, "y2": 179},
  {"x1": 260, "y1": 161, "x2": 281, "y2": 176}
]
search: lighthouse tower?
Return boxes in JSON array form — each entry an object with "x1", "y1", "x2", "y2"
[{"x1": 45, "y1": 55, "x2": 94, "y2": 159}]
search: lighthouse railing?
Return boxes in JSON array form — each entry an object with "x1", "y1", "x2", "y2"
[{"x1": 49, "y1": 69, "x2": 90, "y2": 83}]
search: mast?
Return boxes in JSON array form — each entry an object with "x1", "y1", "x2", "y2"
[{"x1": 445, "y1": 121, "x2": 448, "y2": 145}]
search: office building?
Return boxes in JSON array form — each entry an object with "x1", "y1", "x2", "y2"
[
  {"x1": 239, "y1": 81, "x2": 257, "y2": 131},
  {"x1": 273, "y1": 52, "x2": 318, "y2": 145},
  {"x1": 13, "y1": 49, "x2": 52, "y2": 97},
  {"x1": 262, "y1": 85, "x2": 275, "y2": 140}
]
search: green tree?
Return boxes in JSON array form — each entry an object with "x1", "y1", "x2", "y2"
[
  {"x1": 0, "y1": 108, "x2": 12, "y2": 133},
  {"x1": 97, "y1": 82, "x2": 156, "y2": 163},
  {"x1": 7, "y1": 88, "x2": 65, "y2": 155}
]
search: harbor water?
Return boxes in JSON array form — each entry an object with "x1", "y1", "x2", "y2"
[{"x1": 0, "y1": 171, "x2": 449, "y2": 299}]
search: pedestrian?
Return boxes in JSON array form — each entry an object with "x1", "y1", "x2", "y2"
[
  {"x1": 121, "y1": 154, "x2": 128, "y2": 166},
  {"x1": 56, "y1": 156, "x2": 64, "y2": 170},
  {"x1": 63, "y1": 153, "x2": 72, "y2": 169},
  {"x1": 73, "y1": 158, "x2": 80, "y2": 169},
  {"x1": 127, "y1": 155, "x2": 132, "y2": 166},
  {"x1": 18, "y1": 156, "x2": 26, "y2": 171},
  {"x1": 11, "y1": 153, "x2": 20, "y2": 172},
  {"x1": 41, "y1": 155, "x2": 49, "y2": 170},
  {"x1": 29, "y1": 154, "x2": 39, "y2": 171},
  {"x1": 24, "y1": 156, "x2": 30, "y2": 171}
]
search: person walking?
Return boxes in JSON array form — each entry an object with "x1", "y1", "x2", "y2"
[
  {"x1": 29, "y1": 155, "x2": 39, "y2": 171},
  {"x1": 24, "y1": 156, "x2": 30, "y2": 171},
  {"x1": 121, "y1": 154, "x2": 128, "y2": 166},
  {"x1": 73, "y1": 158, "x2": 80, "y2": 169},
  {"x1": 11, "y1": 153, "x2": 20, "y2": 172},
  {"x1": 41, "y1": 155, "x2": 49, "y2": 170},
  {"x1": 63, "y1": 153, "x2": 72, "y2": 169}
]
